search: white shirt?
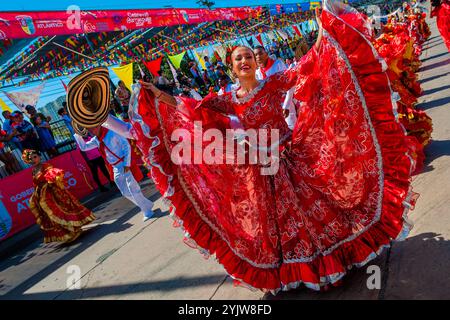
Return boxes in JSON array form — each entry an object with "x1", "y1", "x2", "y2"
[
  {"x1": 255, "y1": 58, "x2": 287, "y2": 80},
  {"x1": 74, "y1": 115, "x2": 134, "y2": 170},
  {"x1": 218, "y1": 83, "x2": 239, "y2": 96}
]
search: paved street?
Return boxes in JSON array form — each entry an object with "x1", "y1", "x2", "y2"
[{"x1": 1, "y1": 15, "x2": 449, "y2": 300}]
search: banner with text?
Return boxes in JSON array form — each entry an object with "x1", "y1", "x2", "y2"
[{"x1": 0, "y1": 7, "x2": 263, "y2": 40}]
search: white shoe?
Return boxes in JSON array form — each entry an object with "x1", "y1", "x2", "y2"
[{"x1": 143, "y1": 211, "x2": 154, "y2": 222}]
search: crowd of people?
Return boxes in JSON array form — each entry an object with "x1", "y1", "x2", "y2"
[{"x1": 0, "y1": 104, "x2": 71, "y2": 175}]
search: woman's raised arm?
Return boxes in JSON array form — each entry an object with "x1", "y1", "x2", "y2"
[{"x1": 140, "y1": 81, "x2": 178, "y2": 107}]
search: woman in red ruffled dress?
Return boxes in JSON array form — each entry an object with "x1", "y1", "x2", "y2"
[
  {"x1": 98, "y1": 1, "x2": 417, "y2": 294},
  {"x1": 431, "y1": 0, "x2": 450, "y2": 51},
  {"x1": 373, "y1": 16, "x2": 433, "y2": 173},
  {"x1": 24, "y1": 149, "x2": 95, "y2": 243}
]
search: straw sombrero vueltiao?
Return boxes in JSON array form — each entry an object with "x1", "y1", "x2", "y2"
[
  {"x1": 67, "y1": 67, "x2": 111, "y2": 129},
  {"x1": 72, "y1": 121, "x2": 89, "y2": 136}
]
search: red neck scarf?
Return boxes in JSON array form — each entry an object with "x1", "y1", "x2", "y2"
[{"x1": 260, "y1": 58, "x2": 275, "y2": 79}]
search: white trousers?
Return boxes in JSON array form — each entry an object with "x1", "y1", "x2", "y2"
[{"x1": 114, "y1": 168, "x2": 154, "y2": 216}]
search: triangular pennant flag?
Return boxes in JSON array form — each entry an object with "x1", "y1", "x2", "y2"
[
  {"x1": 256, "y1": 34, "x2": 264, "y2": 46},
  {"x1": 168, "y1": 51, "x2": 186, "y2": 69},
  {"x1": 215, "y1": 45, "x2": 227, "y2": 63},
  {"x1": 2, "y1": 82, "x2": 46, "y2": 113},
  {"x1": 111, "y1": 63, "x2": 134, "y2": 91},
  {"x1": 194, "y1": 51, "x2": 206, "y2": 70},
  {"x1": 167, "y1": 60, "x2": 180, "y2": 87},
  {"x1": 60, "y1": 79, "x2": 68, "y2": 92},
  {"x1": 277, "y1": 29, "x2": 289, "y2": 40},
  {"x1": 143, "y1": 57, "x2": 163, "y2": 77},
  {"x1": 213, "y1": 50, "x2": 222, "y2": 62},
  {"x1": 292, "y1": 25, "x2": 302, "y2": 37},
  {"x1": 247, "y1": 37, "x2": 254, "y2": 48},
  {"x1": 0, "y1": 97, "x2": 12, "y2": 112},
  {"x1": 138, "y1": 64, "x2": 145, "y2": 78}
]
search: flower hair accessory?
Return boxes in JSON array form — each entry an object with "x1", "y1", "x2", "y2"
[
  {"x1": 22, "y1": 149, "x2": 38, "y2": 164},
  {"x1": 225, "y1": 45, "x2": 239, "y2": 66}
]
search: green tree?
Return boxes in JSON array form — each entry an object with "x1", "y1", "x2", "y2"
[{"x1": 196, "y1": 0, "x2": 215, "y2": 9}]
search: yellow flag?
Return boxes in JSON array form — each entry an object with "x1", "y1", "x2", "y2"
[
  {"x1": 111, "y1": 63, "x2": 134, "y2": 91},
  {"x1": 0, "y1": 97, "x2": 12, "y2": 112},
  {"x1": 168, "y1": 51, "x2": 186, "y2": 69},
  {"x1": 310, "y1": 1, "x2": 321, "y2": 9},
  {"x1": 194, "y1": 51, "x2": 206, "y2": 70}
]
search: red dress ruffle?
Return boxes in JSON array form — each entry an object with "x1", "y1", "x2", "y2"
[
  {"x1": 432, "y1": 2, "x2": 450, "y2": 52},
  {"x1": 128, "y1": 8, "x2": 417, "y2": 294},
  {"x1": 372, "y1": 16, "x2": 433, "y2": 173}
]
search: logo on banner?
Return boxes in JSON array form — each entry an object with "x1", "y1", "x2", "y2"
[
  {"x1": 82, "y1": 21, "x2": 97, "y2": 33},
  {"x1": 276, "y1": 4, "x2": 283, "y2": 14},
  {"x1": 179, "y1": 10, "x2": 190, "y2": 23},
  {"x1": 16, "y1": 15, "x2": 36, "y2": 35},
  {"x1": 113, "y1": 14, "x2": 123, "y2": 25}
]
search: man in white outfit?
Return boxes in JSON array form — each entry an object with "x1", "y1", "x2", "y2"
[
  {"x1": 254, "y1": 46, "x2": 297, "y2": 130},
  {"x1": 74, "y1": 117, "x2": 154, "y2": 222}
]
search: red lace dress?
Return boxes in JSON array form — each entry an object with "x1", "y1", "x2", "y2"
[
  {"x1": 128, "y1": 8, "x2": 417, "y2": 294},
  {"x1": 29, "y1": 163, "x2": 95, "y2": 243},
  {"x1": 431, "y1": 1, "x2": 450, "y2": 52}
]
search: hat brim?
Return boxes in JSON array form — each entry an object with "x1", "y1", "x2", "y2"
[
  {"x1": 67, "y1": 67, "x2": 111, "y2": 128},
  {"x1": 72, "y1": 121, "x2": 89, "y2": 136}
]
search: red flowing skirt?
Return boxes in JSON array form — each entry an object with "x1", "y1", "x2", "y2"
[
  {"x1": 434, "y1": 3, "x2": 450, "y2": 52},
  {"x1": 30, "y1": 169, "x2": 95, "y2": 243}
]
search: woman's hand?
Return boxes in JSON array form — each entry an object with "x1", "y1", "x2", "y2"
[
  {"x1": 140, "y1": 80, "x2": 178, "y2": 107},
  {"x1": 315, "y1": 7, "x2": 322, "y2": 29},
  {"x1": 140, "y1": 80, "x2": 156, "y2": 91},
  {"x1": 314, "y1": 7, "x2": 324, "y2": 50}
]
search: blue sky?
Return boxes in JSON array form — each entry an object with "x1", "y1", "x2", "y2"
[{"x1": 0, "y1": 0, "x2": 303, "y2": 11}]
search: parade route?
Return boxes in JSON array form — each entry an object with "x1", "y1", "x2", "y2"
[{"x1": 1, "y1": 14, "x2": 449, "y2": 301}]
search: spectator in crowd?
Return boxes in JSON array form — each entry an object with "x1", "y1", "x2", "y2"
[
  {"x1": 0, "y1": 128, "x2": 20, "y2": 175},
  {"x1": 32, "y1": 115, "x2": 58, "y2": 158},
  {"x1": 204, "y1": 56, "x2": 213, "y2": 70},
  {"x1": 115, "y1": 80, "x2": 131, "y2": 113},
  {"x1": 217, "y1": 75, "x2": 234, "y2": 96},
  {"x1": 254, "y1": 45, "x2": 287, "y2": 79},
  {"x1": 25, "y1": 105, "x2": 51, "y2": 123},
  {"x1": 109, "y1": 99, "x2": 124, "y2": 119},
  {"x1": 58, "y1": 107, "x2": 75, "y2": 136},
  {"x1": 189, "y1": 61, "x2": 205, "y2": 88},
  {"x1": 177, "y1": 74, "x2": 192, "y2": 88},
  {"x1": 1, "y1": 110, "x2": 20, "y2": 150},
  {"x1": 154, "y1": 70, "x2": 173, "y2": 95},
  {"x1": 202, "y1": 69, "x2": 212, "y2": 88},
  {"x1": 285, "y1": 58, "x2": 295, "y2": 69},
  {"x1": 76, "y1": 132, "x2": 113, "y2": 192},
  {"x1": 269, "y1": 39, "x2": 278, "y2": 56},
  {"x1": 204, "y1": 56, "x2": 218, "y2": 82},
  {"x1": 10, "y1": 111, "x2": 40, "y2": 151},
  {"x1": 2, "y1": 110, "x2": 12, "y2": 133}
]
